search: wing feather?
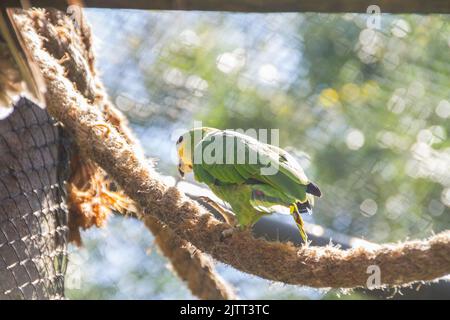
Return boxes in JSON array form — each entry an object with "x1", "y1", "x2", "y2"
[{"x1": 194, "y1": 130, "x2": 309, "y2": 202}]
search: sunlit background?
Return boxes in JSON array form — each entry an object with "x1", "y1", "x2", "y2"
[{"x1": 65, "y1": 9, "x2": 450, "y2": 299}]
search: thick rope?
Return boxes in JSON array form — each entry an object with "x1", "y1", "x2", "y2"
[
  {"x1": 14, "y1": 9, "x2": 450, "y2": 289},
  {"x1": 144, "y1": 216, "x2": 236, "y2": 299}
]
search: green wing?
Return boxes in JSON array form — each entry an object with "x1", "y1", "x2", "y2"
[{"x1": 193, "y1": 130, "x2": 309, "y2": 202}]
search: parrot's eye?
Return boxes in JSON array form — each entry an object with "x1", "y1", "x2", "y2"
[{"x1": 176, "y1": 136, "x2": 183, "y2": 144}]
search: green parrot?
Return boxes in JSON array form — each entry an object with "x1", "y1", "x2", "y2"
[{"x1": 176, "y1": 127, "x2": 321, "y2": 242}]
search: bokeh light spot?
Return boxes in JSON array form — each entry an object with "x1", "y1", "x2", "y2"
[
  {"x1": 391, "y1": 19, "x2": 411, "y2": 38},
  {"x1": 216, "y1": 49, "x2": 246, "y2": 74},
  {"x1": 428, "y1": 199, "x2": 445, "y2": 217},
  {"x1": 435, "y1": 100, "x2": 450, "y2": 119},
  {"x1": 346, "y1": 129, "x2": 365, "y2": 150},
  {"x1": 360, "y1": 198, "x2": 378, "y2": 217},
  {"x1": 258, "y1": 64, "x2": 280, "y2": 85},
  {"x1": 319, "y1": 88, "x2": 340, "y2": 107},
  {"x1": 341, "y1": 83, "x2": 360, "y2": 102}
]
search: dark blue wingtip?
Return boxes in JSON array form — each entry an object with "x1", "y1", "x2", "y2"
[{"x1": 306, "y1": 182, "x2": 322, "y2": 197}]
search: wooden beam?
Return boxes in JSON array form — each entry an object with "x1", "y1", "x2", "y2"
[{"x1": 2, "y1": 0, "x2": 450, "y2": 14}]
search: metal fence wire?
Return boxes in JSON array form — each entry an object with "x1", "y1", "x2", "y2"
[{"x1": 0, "y1": 98, "x2": 69, "y2": 300}]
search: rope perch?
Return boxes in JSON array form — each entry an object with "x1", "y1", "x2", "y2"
[{"x1": 14, "y1": 9, "x2": 450, "y2": 289}]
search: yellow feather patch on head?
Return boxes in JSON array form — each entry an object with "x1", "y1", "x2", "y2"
[
  {"x1": 177, "y1": 139, "x2": 192, "y2": 164},
  {"x1": 178, "y1": 146, "x2": 184, "y2": 159},
  {"x1": 176, "y1": 139, "x2": 193, "y2": 175}
]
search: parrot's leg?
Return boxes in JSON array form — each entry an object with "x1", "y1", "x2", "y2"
[
  {"x1": 290, "y1": 203, "x2": 308, "y2": 243},
  {"x1": 197, "y1": 196, "x2": 238, "y2": 226}
]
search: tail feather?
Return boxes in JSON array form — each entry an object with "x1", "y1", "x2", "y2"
[{"x1": 306, "y1": 182, "x2": 322, "y2": 197}]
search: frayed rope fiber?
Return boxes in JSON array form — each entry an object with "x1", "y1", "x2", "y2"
[{"x1": 14, "y1": 8, "x2": 450, "y2": 289}]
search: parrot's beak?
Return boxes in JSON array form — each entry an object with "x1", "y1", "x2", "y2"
[{"x1": 178, "y1": 163, "x2": 185, "y2": 178}]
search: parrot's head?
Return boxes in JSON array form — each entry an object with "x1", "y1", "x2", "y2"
[
  {"x1": 176, "y1": 132, "x2": 193, "y2": 178},
  {"x1": 176, "y1": 127, "x2": 217, "y2": 178}
]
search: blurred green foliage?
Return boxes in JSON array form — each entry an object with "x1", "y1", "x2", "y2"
[{"x1": 130, "y1": 13, "x2": 449, "y2": 242}]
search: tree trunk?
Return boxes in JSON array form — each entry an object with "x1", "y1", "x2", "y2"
[{"x1": 0, "y1": 98, "x2": 69, "y2": 300}]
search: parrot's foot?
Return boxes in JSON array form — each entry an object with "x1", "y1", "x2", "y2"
[
  {"x1": 290, "y1": 204, "x2": 309, "y2": 244},
  {"x1": 197, "y1": 196, "x2": 238, "y2": 226}
]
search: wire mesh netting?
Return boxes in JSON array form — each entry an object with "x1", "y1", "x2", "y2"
[{"x1": 0, "y1": 98, "x2": 69, "y2": 300}]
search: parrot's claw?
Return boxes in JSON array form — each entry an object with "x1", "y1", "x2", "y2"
[
  {"x1": 290, "y1": 204, "x2": 309, "y2": 244},
  {"x1": 197, "y1": 196, "x2": 238, "y2": 227}
]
